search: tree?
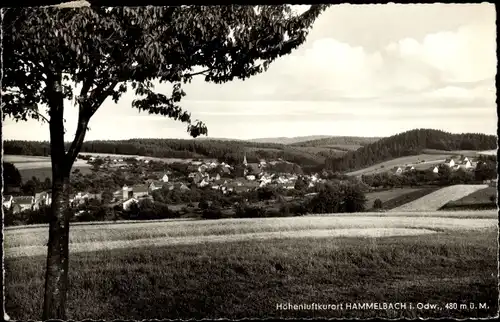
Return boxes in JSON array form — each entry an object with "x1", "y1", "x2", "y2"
[
  {"x1": 4, "y1": 3, "x2": 327, "y2": 315},
  {"x1": 3, "y1": 162, "x2": 22, "y2": 188},
  {"x1": 3, "y1": 6, "x2": 330, "y2": 315},
  {"x1": 294, "y1": 176, "x2": 308, "y2": 191},
  {"x1": 373, "y1": 198, "x2": 383, "y2": 210}
]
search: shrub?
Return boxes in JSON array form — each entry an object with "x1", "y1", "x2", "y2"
[
  {"x1": 198, "y1": 199, "x2": 209, "y2": 210},
  {"x1": 307, "y1": 182, "x2": 366, "y2": 214},
  {"x1": 373, "y1": 198, "x2": 383, "y2": 209},
  {"x1": 201, "y1": 205, "x2": 224, "y2": 219}
]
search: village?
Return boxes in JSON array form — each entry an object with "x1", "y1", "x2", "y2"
[
  {"x1": 390, "y1": 155, "x2": 476, "y2": 175},
  {"x1": 3, "y1": 151, "x2": 491, "y2": 216},
  {"x1": 3, "y1": 153, "x2": 328, "y2": 215}
]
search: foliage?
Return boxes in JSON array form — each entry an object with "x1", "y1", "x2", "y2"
[
  {"x1": 373, "y1": 198, "x2": 383, "y2": 209},
  {"x1": 307, "y1": 182, "x2": 367, "y2": 213},
  {"x1": 3, "y1": 162, "x2": 22, "y2": 187},
  {"x1": 201, "y1": 205, "x2": 224, "y2": 220},
  {"x1": 291, "y1": 136, "x2": 380, "y2": 147}
]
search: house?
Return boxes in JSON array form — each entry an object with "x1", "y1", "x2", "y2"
[
  {"x1": 174, "y1": 182, "x2": 190, "y2": 191},
  {"x1": 34, "y1": 191, "x2": 51, "y2": 209},
  {"x1": 457, "y1": 156, "x2": 470, "y2": 164},
  {"x1": 432, "y1": 166, "x2": 439, "y2": 174},
  {"x1": 259, "y1": 159, "x2": 267, "y2": 166},
  {"x1": 122, "y1": 184, "x2": 149, "y2": 200},
  {"x1": 214, "y1": 173, "x2": 221, "y2": 181},
  {"x1": 246, "y1": 175, "x2": 256, "y2": 181},
  {"x1": 161, "y1": 174, "x2": 169, "y2": 182},
  {"x1": 246, "y1": 163, "x2": 262, "y2": 175},
  {"x1": 444, "y1": 158, "x2": 455, "y2": 167},
  {"x1": 462, "y1": 160, "x2": 473, "y2": 169},
  {"x1": 3, "y1": 195, "x2": 13, "y2": 209},
  {"x1": 12, "y1": 196, "x2": 35, "y2": 213},
  {"x1": 392, "y1": 167, "x2": 403, "y2": 175},
  {"x1": 149, "y1": 181, "x2": 165, "y2": 192},
  {"x1": 404, "y1": 166, "x2": 415, "y2": 172},
  {"x1": 198, "y1": 178, "x2": 210, "y2": 188},
  {"x1": 122, "y1": 198, "x2": 138, "y2": 211}
]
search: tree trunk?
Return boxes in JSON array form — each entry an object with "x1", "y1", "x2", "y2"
[
  {"x1": 43, "y1": 72, "x2": 73, "y2": 320},
  {"x1": 42, "y1": 171, "x2": 71, "y2": 320}
]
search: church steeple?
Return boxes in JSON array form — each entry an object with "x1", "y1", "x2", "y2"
[{"x1": 243, "y1": 152, "x2": 248, "y2": 166}]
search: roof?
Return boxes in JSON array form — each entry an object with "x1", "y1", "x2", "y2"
[
  {"x1": 13, "y1": 196, "x2": 34, "y2": 205},
  {"x1": 131, "y1": 184, "x2": 149, "y2": 193},
  {"x1": 444, "y1": 158, "x2": 453, "y2": 163},
  {"x1": 247, "y1": 163, "x2": 262, "y2": 174}
]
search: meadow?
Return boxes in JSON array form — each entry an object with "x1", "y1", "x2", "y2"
[
  {"x1": 390, "y1": 184, "x2": 489, "y2": 212},
  {"x1": 364, "y1": 188, "x2": 422, "y2": 208},
  {"x1": 346, "y1": 154, "x2": 452, "y2": 176},
  {"x1": 5, "y1": 215, "x2": 497, "y2": 319},
  {"x1": 440, "y1": 187, "x2": 497, "y2": 210}
]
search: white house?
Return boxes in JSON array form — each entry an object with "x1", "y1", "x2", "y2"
[
  {"x1": 444, "y1": 158, "x2": 455, "y2": 168},
  {"x1": 245, "y1": 175, "x2": 256, "y2": 181},
  {"x1": 392, "y1": 167, "x2": 403, "y2": 175},
  {"x1": 3, "y1": 195, "x2": 13, "y2": 209},
  {"x1": 198, "y1": 179, "x2": 210, "y2": 188},
  {"x1": 161, "y1": 174, "x2": 169, "y2": 182},
  {"x1": 463, "y1": 160, "x2": 473, "y2": 169},
  {"x1": 432, "y1": 166, "x2": 439, "y2": 174},
  {"x1": 122, "y1": 198, "x2": 138, "y2": 210}
]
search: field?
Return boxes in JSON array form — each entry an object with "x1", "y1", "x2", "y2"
[
  {"x1": 440, "y1": 187, "x2": 497, "y2": 211},
  {"x1": 364, "y1": 188, "x2": 422, "y2": 209},
  {"x1": 4, "y1": 154, "x2": 93, "y2": 183},
  {"x1": 78, "y1": 152, "x2": 210, "y2": 163},
  {"x1": 390, "y1": 185, "x2": 489, "y2": 212},
  {"x1": 346, "y1": 154, "x2": 452, "y2": 176},
  {"x1": 5, "y1": 212, "x2": 498, "y2": 319},
  {"x1": 421, "y1": 149, "x2": 495, "y2": 157}
]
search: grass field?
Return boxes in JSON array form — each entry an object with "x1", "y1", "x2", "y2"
[
  {"x1": 5, "y1": 214, "x2": 498, "y2": 319},
  {"x1": 78, "y1": 152, "x2": 208, "y2": 163},
  {"x1": 439, "y1": 187, "x2": 497, "y2": 211},
  {"x1": 377, "y1": 187, "x2": 440, "y2": 211},
  {"x1": 421, "y1": 149, "x2": 495, "y2": 157},
  {"x1": 390, "y1": 185, "x2": 489, "y2": 212},
  {"x1": 18, "y1": 167, "x2": 93, "y2": 183},
  {"x1": 346, "y1": 154, "x2": 452, "y2": 176},
  {"x1": 5, "y1": 212, "x2": 497, "y2": 257},
  {"x1": 364, "y1": 188, "x2": 422, "y2": 209}
]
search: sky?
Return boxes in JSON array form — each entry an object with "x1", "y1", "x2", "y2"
[{"x1": 2, "y1": 3, "x2": 497, "y2": 142}]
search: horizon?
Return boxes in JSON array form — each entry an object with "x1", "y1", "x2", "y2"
[
  {"x1": 2, "y1": 3, "x2": 497, "y2": 141},
  {"x1": 2, "y1": 127, "x2": 496, "y2": 144}
]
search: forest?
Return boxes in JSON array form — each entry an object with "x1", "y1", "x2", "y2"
[{"x1": 324, "y1": 129, "x2": 497, "y2": 172}]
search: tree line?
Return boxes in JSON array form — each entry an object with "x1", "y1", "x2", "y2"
[
  {"x1": 325, "y1": 129, "x2": 497, "y2": 172},
  {"x1": 4, "y1": 138, "x2": 325, "y2": 167}
]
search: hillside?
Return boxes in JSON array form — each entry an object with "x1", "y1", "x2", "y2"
[
  {"x1": 247, "y1": 135, "x2": 335, "y2": 145},
  {"x1": 291, "y1": 136, "x2": 381, "y2": 148},
  {"x1": 325, "y1": 129, "x2": 497, "y2": 173},
  {"x1": 3, "y1": 138, "x2": 327, "y2": 170}
]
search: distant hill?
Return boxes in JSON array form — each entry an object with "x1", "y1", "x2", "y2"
[
  {"x1": 247, "y1": 135, "x2": 335, "y2": 145},
  {"x1": 291, "y1": 136, "x2": 381, "y2": 148},
  {"x1": 3, "y1": 138, "x2": 327, "y2": 171},
  {"x1": 325, "y1": 129, "x2": 497, "y2": 173}
]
